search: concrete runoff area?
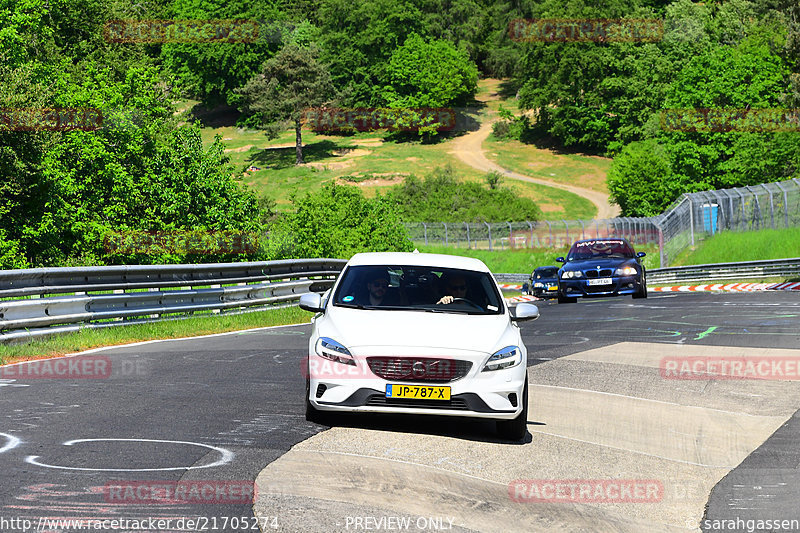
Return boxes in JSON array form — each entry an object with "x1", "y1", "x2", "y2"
[{"x1": 254, "y1": 342, "x2": 800, "y2": 532}]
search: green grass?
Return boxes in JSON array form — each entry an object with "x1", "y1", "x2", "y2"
[
  {"x1": 0, "y1": 306, "x2": 313, "y2": 364},
  {"x1": 417, "y1": 243, "x2": 661, "y2": 273},
  {"x1": 674, "y1": 226, "x2": 800, "y2": 266}
]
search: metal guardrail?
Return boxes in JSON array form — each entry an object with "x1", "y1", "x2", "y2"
[
  {"x1": 645, "y1": 257, "x2": 800, "y2": 284},
  {"x1": 0, "y1": 259, "x2": 347, "y2": 344},
  {"x1": 495, "y1": 257, "x2": 800, "y2": 286}
]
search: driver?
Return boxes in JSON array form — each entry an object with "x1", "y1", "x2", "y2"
[{"x1": 436, "y1": 274, "x2": 468, "y2": 305}]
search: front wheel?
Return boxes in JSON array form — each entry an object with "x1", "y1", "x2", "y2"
[
  {"x1": 305, "y1": 376, "x2": 329, "y2": 425},
  {"x1": 497, "y1": 377, "x2": 528, "y2": 441},
  {"x1": 558, "y1": 292, "x2": 577, "y2": 304},
  {"x1": 632, "y1": 276, "x2": 648, "y2": 299}
]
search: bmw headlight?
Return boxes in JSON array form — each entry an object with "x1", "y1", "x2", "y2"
[
  {"x1": 561, "y1": 270, "x2": 583, "y2": 279},
  {"x1": 615, "y1": 266, "x2": 637, "y2": 276},
  {"x1": 533, "y1": 282, "x2": 544, "y2": 288},
  {"x1": 483, "y1": 346, "x2": 522, "y2": 372},
  {"x1": 315, "y1": 337, "x2": 356, "y2": 366}
]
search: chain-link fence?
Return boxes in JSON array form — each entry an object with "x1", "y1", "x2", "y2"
[{"x1": 404, "y1": 178, "x2": 800, "y2": 267}]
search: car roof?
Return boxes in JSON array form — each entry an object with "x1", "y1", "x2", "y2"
[{"x1": 347, "y1": 252, "x2": 492, "y2": 273}]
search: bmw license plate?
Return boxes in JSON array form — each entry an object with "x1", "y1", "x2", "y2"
[
  {"x1": 547, "y1": 286, "x2": 558, "y2": 291},
  {"x1": 587, "y1": 278, "x2": 613, "y2": 286},
  {"x1": 386, "y1": 384, "x2": 450, "y2": 400}
]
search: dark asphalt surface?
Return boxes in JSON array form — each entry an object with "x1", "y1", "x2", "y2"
[{"x1": 0, "y1": 291, "x2": 798, "y2": 532}]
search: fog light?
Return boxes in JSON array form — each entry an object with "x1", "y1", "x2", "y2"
[{"x1": 508, "y1": 393, "x2": 518, "y2": 407}]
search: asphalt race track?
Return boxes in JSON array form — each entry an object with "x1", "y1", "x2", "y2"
[{"x1": 1, "y1": 291, "x2": 798, "y2": 533}]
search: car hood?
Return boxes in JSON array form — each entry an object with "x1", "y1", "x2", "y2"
[
  {"x1": 562, "y1": 257, "x2": 638, "y2": 270},
  {"x1": 319, "y1": 306, "x2": 517, "y2": 356}
]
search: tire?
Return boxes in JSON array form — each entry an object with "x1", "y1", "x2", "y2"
[
  {"x1": 557, "y1": 292, "x2": 577, "y2": 304},
  {"x1": 305, "y1": 376, "x2": 329, "y2": 425},
  {"x1": 497, "y1": 376, "x2": 528, "y2": 441},
  {"x1": 632, "y1": 276, "x2": 648, "y2": 299}
]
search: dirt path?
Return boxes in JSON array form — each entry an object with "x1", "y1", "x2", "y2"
[{"x1": 448, "y1": 119, "x2": 620, "y2": 220}]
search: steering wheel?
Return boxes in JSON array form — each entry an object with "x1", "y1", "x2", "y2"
[{"x1": 450, "y1": 297, "x2": 483, "y2": 310}]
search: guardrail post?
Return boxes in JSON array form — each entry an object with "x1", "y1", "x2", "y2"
[{"x1": 485, "y1": 222, "x2": 492, "y2": 251}]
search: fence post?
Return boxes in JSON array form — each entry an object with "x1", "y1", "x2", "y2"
[
  {"x1": 465, "y1": 222, "x2": 470, "y2": 249},
  {"x1": 761, "y1": 183, "x2": 775, "y2": 229},
  {"x1": 546, "y1": 221, "x2": 553, "y2": 247},
  {"x1": 595, "y1": 219, "x2": 600, "y2": 238},
  {"x1": 579, "y1": 220, "x2": 585, "y2": 239},
  {"x1": 527, "y1": 221, "x2": 533, "y2": 248},
  {"x1": 775, "y1": 182, "x2": 790, "y2": 228},
  {"x1": 689, "y1": 199, "x2": 694, "y2": 246},
  {"x1": 443, "y1": 223, "x2": 448, "y2": 246},
  {"x1": 485, "y1": 222, "x2": 492, "y2": 251},
  {"x1": 563, "y1": 219, "x2": 569, "y2": 245},
  {"x1": 423, "y1": 222, "x2": 428, "y2": 245},
  {"x1": 746, "y1": 185, "x2": 761, "y2": 229}
]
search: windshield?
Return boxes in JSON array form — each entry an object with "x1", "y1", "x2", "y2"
[
  {"x1": 332, "y1": 265, "x2": 503, "y2": 315},
  {"x1": 567, "y1": 239, "x2": 635, "y2": 261},
  {"x1": 534, "y1": 267, "x2": 559, "y2": 279}
]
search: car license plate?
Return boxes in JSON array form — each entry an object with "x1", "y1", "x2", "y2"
[
  {"x1": 386, "y1": 384, "x2": 450, "y2": 400},
  {"x1": 547, "y1": 286, "x2": 558, "y2": 291},
  {"x1": 587, "y1": 278, "x2": 612, "y2": 286}
]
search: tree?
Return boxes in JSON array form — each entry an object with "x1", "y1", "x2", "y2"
[
  {"x1": 382, "y1": 33, "x2": 478, "y2": 108},
  {"x1": 236, "y1": 44, "x2": 333, "y2": 165},
  {"x1": 607, "y1": 139, "x2": 677, "y2": 216}
]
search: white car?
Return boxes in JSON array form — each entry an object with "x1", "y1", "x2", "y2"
[{"x1": 299, "y1": 252, "x2": 540, "y2": 440}]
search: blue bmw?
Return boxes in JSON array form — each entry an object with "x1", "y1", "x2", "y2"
[{"x1": 556, "y1": 238, "x2": 647, "y2": 303}]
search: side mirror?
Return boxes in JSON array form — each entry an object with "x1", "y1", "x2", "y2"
[
  {"x1": 636, "y1": 252, "x2": 646, "y2": 258},
  {"x1": 555, "y1": 257, "x2": 566, "y2": 263},
  {"x1": 511, "y1": 303, "x2": 540, "y2": 321},
  {"x1": 299, "y1": 292, "x2": 324, "y2": 313}
]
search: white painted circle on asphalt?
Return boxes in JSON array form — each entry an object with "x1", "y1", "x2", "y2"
[
  {"x1": 0, "y1": 432, "x2": 22, "y2": 454},
  {"x1": 25, "y1": 438, "x2": 234, "y2": 471}
]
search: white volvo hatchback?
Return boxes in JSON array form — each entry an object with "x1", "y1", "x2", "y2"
[{"x1": 299, "y1": 252, "x2": 540, "y2": 440}]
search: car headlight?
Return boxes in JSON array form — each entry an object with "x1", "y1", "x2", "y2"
[
  {"x1": 483, "y1": 346, "x2": 522, "y2": 372},
  {"x1": 315, "y1": 337, "x2": 356, "y2": 366},
  {"x1": 561, "y1": 270, "x2": 583, "y2": 279},
  {"x1": 533, "y1": 282, "x2": 544, "y2": 288},
  {"x1": 615, "y1": 266, "x2": 637, "y2": 276}
]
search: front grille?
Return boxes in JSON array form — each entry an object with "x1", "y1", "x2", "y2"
[
  {"x1": 367, "y1": 357, "x2": 472, "y2": 383},
  {"x1": 366, "y1": 395, "x2": 469, "y2": 410},
  {"x1": 585, "y1": 269, "x2": 614, "y2": 278}
]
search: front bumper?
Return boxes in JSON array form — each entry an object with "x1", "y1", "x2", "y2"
[
  {"x1": 560, "y1": 275, "x2": 643, "y2": 298},
  {"x1": 307, "y1": 355, "x2": 525, "y2": 419}
]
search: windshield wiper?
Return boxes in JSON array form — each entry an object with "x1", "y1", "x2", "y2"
[{"x1": 335, "y1": 302, "x2": 366, "y2": 309}]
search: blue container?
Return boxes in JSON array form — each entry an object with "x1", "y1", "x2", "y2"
[{"x1": 702, "y1": 203, "x2": 718, "y2": 234}]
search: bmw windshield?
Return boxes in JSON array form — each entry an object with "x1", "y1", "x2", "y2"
[
  {"x1": 567, "y1": 239, "x2": 636, "y2": 261},
  {"x1": 332, "y1": 265, "x2": 504, "y2": 315}
]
